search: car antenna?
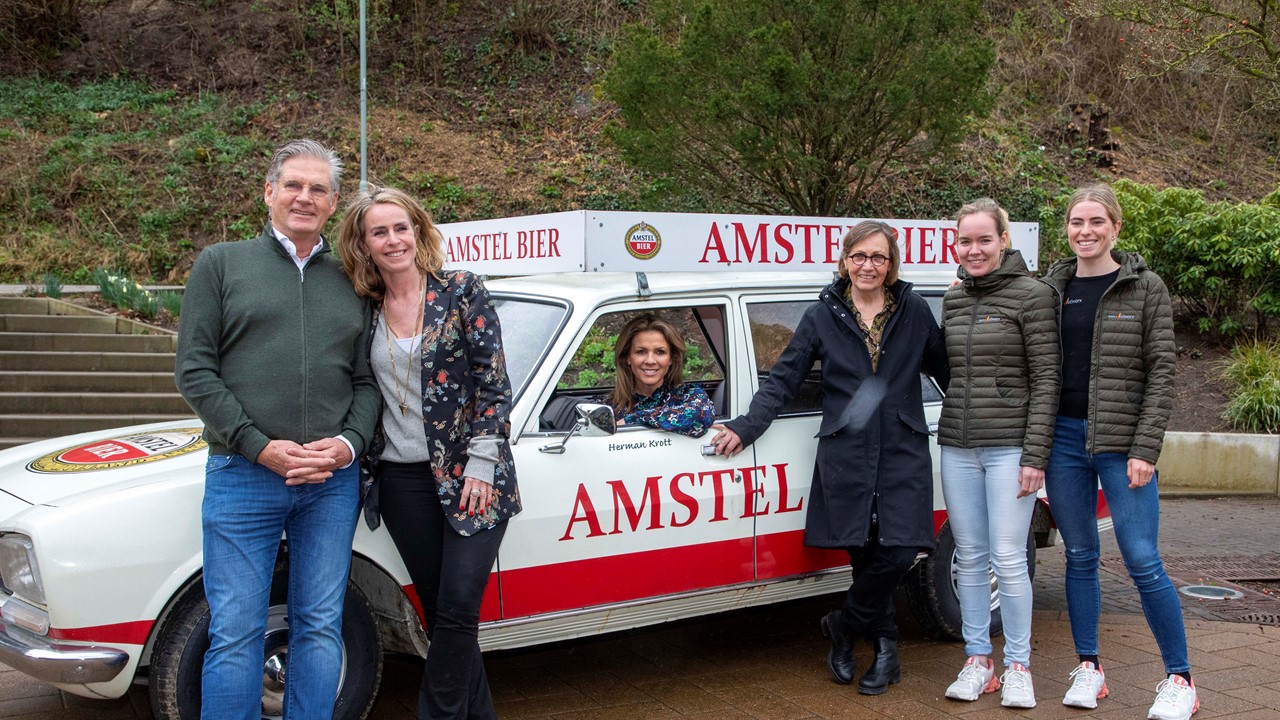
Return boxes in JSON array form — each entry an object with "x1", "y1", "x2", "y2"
[{"x1": 635, "y1": 271, "x2": 651, "y2": 298}]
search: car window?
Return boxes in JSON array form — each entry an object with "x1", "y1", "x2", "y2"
[
  {"x1": 541, "y1": 305, "x2": 727, "y2": 430},
  {"x1": 917, "y1": 289, "x2": 945, "y2": 403},
  {"x1": 747, "y1": 296, "x2": 946, "y2": 412},
  {"x1": 746, "y1": 300, "x2": 823, "y2": 414},
  {"x1": 492, "y1": 297, "x2": 567, "y2": 399}
]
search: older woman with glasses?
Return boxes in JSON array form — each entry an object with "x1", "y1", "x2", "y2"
[{"x1": 711, "y1": 220, "x2": 949, "y2": 696}]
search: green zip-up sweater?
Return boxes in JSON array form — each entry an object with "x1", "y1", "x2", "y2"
[{"x1": 176, "y1": 225, "x2": 381, "y2": 462}]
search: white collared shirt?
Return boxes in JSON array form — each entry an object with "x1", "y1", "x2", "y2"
[{"x1": 271, "y1": 226, "x2": 325, "y2": 275}]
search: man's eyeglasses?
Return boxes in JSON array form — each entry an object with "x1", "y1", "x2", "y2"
[{"x1": 848, "y1": 252, "x2": 889, "y2": 267}]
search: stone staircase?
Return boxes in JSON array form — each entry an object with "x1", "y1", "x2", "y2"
[{"x1": 0, "y1": 296, "x2": 191, "y2": 450}]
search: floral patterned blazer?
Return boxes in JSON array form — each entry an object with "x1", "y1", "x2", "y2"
[{"x1": 362, "y1": 270, "x2": 521, "y2": 536}]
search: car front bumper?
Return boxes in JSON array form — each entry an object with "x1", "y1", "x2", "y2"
[{"x1": 0, "y1": 621, "x2": 129, "y2": 685}]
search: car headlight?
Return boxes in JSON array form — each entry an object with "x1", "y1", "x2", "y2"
[{"x1": 0, "y1": 534, "x2": 46, "y2": 606}]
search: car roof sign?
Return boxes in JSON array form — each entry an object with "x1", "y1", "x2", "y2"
[{"x1": 438, "y1": 210, "x2": 1039, "y2": 276}]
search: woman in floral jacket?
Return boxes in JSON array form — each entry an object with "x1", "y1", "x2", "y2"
[
  {"x1": 337, "y1": 185, "x2": 519, "y2": 720},
  {"x1": 608, "y1": 314, "x2": 716, "y2": 438}
]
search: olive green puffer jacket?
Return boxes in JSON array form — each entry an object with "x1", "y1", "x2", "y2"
[
  {"x1": 1043, "y1": 250, "x2": 1176, "y2": 463},
  {"x1": 939, "y1": 249, "x2": 1061, "y2": 469}
]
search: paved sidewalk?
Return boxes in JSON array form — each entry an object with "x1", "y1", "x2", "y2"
[{"x1": 2, "y1": 496, "x2": 1278, "y2": 718}]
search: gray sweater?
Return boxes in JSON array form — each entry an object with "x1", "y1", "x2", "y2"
[{"x1": 176, "y1": 225, "x2": 381, "y2": 461}]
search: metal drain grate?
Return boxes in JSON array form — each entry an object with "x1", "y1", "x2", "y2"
[
  {"x1": 1100, "y1": 555, "x2": 1280, "y2": 626},
  {"x1": 1161, "y1": 554, "x2": 1280, "y2": 582},
  {"x1": 1239, "y1": 612, "x2": 1280, "y2": 625}
]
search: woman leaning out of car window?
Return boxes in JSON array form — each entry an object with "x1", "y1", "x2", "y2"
[
  {"x1": 1042, "y1": 183, "x2": 1197, "y2": 720},
  {"x1": 606, "y1": 313, "x2": 716, "y2": 438},
  {"x1": 337, "y1": 185, "x2": 521, "y2": 720},
  {"x1": 709, "y1": 220, "x2": 950, "y2": 697},
  {"x1": 937, "y1": 198, "x2": 1059, "y2": 709}
]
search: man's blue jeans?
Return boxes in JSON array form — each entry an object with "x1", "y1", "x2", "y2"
[
  {"x1": 200, "y1": 454, "x2": 360, "y2": 720},
  {"x1": 1044, "y1": 416, "x2": 1190, "y2": 674},
  {"x1": 941, "y1": 445, "x2": 1036, "y2": 667}
]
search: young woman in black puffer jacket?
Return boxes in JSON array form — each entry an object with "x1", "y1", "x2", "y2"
[{"x1": 1042, "y1": 183, "x2": 1195, "y2": 720}]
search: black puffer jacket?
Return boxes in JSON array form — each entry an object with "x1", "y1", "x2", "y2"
[
  {"x1": 724, "y1": 278, "x2": 949, "y2": 550},
  {"x1": 1043, "y1": 250, "x2": 1176, "y2": 463},
  {"x1": 938, "y1": 249, "x2": 1060, "y2": 469}
]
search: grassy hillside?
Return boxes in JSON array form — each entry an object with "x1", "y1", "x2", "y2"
[{"x1": 2, "y1": 0, "x2": 1278, "y2": 283}]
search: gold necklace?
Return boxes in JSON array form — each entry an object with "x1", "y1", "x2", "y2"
[{"x1": 384, "y1": 277, "x2": 426, "y2": 417}]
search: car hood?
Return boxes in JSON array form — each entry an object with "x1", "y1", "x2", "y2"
[{"x1": 0, "y1": 420, "x2": 208, "y2": 509}]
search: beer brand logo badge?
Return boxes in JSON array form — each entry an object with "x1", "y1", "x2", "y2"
[
  {"x1": 27, "y1": 428, "x2": 207, "y2": 473},
  {"x1": 624, "y1": 222, "x2": 661, "y2": 260}
]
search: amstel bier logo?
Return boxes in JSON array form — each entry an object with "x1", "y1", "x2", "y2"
[
  {"x1": 624, "y1": 222, "x2": 662, "y2": 260},
  {"x1": 27, "y1": 428, "x2": 207, "y2": 473}
]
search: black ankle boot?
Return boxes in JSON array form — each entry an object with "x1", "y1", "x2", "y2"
[
  {"x1": 857, "y1": 637, "x2": 900, "y2": 695},
  {"x1": 819, "y1": 610, "x2": 855, "y2": 684}
]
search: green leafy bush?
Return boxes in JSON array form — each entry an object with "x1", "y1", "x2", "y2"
[
  {"x1": 1111, "y1": 180, "x2": 1280, "y2": 335},
  {"x1": 1218, "y1": 339, "x2": 1280, "y2": 433}
]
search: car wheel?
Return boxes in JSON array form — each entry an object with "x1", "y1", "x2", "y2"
[
  {"x1": 904, "y1": 520, "x2": 1037, "y2": 641},
  {"x1": 149, "y1": 571, "x2": 383, "y2": 720}
]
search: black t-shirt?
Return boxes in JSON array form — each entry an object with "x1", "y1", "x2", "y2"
[{"x1": 1058, "y1": 269, "x2": 1120, "y2": 418}]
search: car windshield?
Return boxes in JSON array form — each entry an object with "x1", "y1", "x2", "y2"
[{"x1": 492, "y1": 296, "x2": 567, "y2": 398}]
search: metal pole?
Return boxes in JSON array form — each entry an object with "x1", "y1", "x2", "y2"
[{"x1": 359, "y1": 0, "x2": 368, "y2": 191}]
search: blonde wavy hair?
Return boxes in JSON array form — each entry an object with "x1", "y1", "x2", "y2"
[{"x1": 337, "y1": 185, "x2": 444, "y2": 302}]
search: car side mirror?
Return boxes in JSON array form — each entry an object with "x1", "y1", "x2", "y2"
[{"x1": 539, "y1": 403, "x2": 617, "y2": 454}]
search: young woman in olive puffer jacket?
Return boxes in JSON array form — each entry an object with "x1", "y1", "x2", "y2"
[
  {"x1": 937, "y1": 198, "x2": 1060, "y2": 709},
  {"x1": 1042, "y1": 183, "x2": 1196, "y2": 720}
]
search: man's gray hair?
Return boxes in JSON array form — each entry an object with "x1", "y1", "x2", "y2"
[{"x1": 265, "y1": 139, "x2": 343, "y2": 194}]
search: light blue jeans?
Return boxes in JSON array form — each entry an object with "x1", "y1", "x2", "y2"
[
  {"x1": 200, "y1": 454, "x2": 360, "y2": 720},
  {"x1": 1044, "y1": 415, "x2": 1189, "y2": 674},
  {"x1": 941, "y1": 445, "x2": 1036, "y2": 667}
]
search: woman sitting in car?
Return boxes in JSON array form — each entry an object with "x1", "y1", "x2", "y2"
[{"x1": 607, "y1": 313, "x2": 716, "y2": 438}]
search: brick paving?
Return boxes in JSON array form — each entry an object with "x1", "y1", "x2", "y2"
[{"x1": 2, "y1": 496, "x2": 1278, "y2": 718}]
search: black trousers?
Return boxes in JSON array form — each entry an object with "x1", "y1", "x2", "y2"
[
  {"x1": 839, "y1": 535, "x2": 921, "y2": 642},
  {"x1": 378, "y1": 461, "x2": 507, "y2": 720}
]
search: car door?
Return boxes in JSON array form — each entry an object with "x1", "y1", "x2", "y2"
[
  {"x1": 498, "y1": 302, "x2": 754, "y2": 619},
  {"x1": 736, "y1": 293, "x2": 851, "y2": 580}
]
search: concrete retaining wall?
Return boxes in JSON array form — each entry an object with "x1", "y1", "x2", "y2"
[{"x1": 1160, "y1": 431, "x2": 1280, "y2": 496}]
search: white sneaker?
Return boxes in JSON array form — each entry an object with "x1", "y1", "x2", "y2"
[
  {"x1": 1062, "y1": 661, "x2": 1108, "y2": 709},
  {"x1": 1001, "y1": 662, "x2": 1036, "y2": 708},
  {"x1": 945, "y1": 656, "x2": 999, "y2": 701},
  {"x1": 1147, "y1": 674, "x2": 1199, "y2": 720}
]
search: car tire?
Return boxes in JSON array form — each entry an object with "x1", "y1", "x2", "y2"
[
  {"x1": 149, "y1": 570, "x2": 383, "y2": 720},
  {"x1": 904, "y1": 520, "x2": 1037, "y2": 641}
]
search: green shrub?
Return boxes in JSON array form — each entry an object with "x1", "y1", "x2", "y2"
[
  {"x1": 41, "y1": 273, "x2": 62, "y2": 298},
  {"x1": 1111, "y1": 180, "x2": 1280, "y2": 336},
  {"x1": 159, "y1": 290, "x2": 183, "y2": 319},
  {"x1": 1219, "y1": 339, "x2": 1280, "y2": 433}
]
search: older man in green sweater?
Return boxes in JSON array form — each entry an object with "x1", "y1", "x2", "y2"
[{"x1": 176, "y1": 138, "x2": 380, "y2": 720}]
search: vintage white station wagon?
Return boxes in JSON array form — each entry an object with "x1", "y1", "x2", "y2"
[{"x1": 0, "y1": 210, "x2": 1105, "y2": 719}]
